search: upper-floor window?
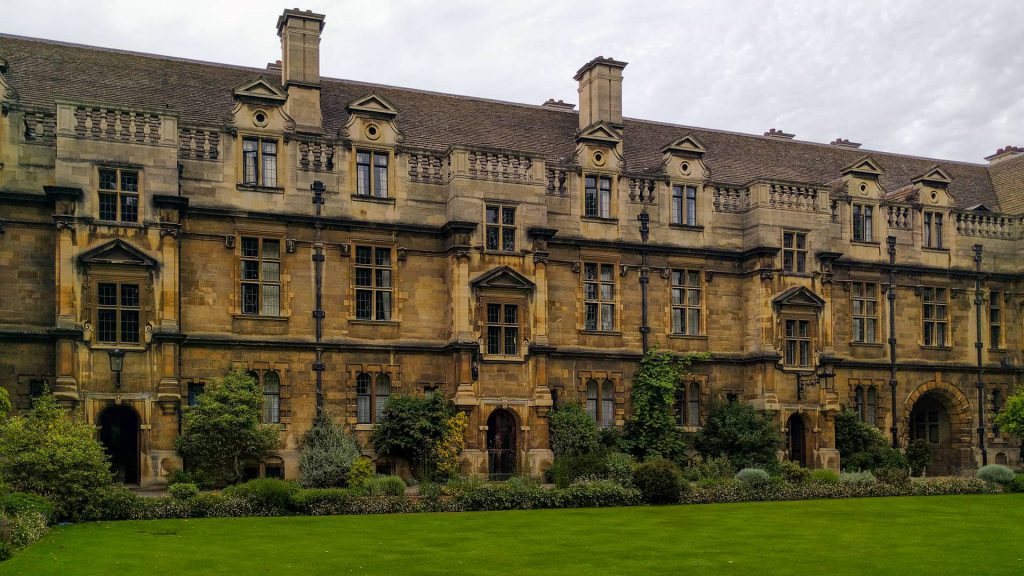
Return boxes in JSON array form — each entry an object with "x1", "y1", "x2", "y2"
[
  {"x1": 852, "y1": 204, "x2": 874, "y2": 242},
  {"x1": 671, "y1": 269, "x2": 702, "y2": 336},
  {"x1": 784, "y1": 319, "x2": 811, "y2": 367},
  {"x1": 583, "y1": 262, "x2": 615, "y2": 331},
  {"x1": 263, "y1": 371, "x2": 281, "y2": 424},
  {"x1": 676, "y1": 381, "x2": 701, "y2": 427},
  {"x1": 671, "y1": 185, "x2": 698, "y2": 226},
  {"x1": 356, "y1": 372, "x2": 391, "y2": 424},
  {"x1": 782, "y1": 231, "x2": 807, "y2": 273},
  {"x1": 240, "y1": 237, "x2": 281, "y2": 316},
  {"x1": 98, "y1": 168, "x2": 139, "y2": 223},
  {"x1": 586, "y1": 378, "x2": 615, "y2": 427},
  {"x1": 486, "y1": 303, "x2": 519, "y2": 356},
  {"x1": 242, "y1": 137, "x2": 278, "y2": 187},
  {"x1": 923, "y1": 211, "x2": 944, "y2": 249},
  {"x1": 356, "y1": 150, "x2": 388, "y2": 198},
  {"x1": 922, "y1": 287, "x2": 948, "y2": 347},
  {"x1": 187, "y1": 382, "x2": 205, "y2": 408},
  {"x1": 989, "y1": 291, "x2": 1003, "y2": 349},
  {"x1": 584, "y1": 175, "x2": 612, "y2": 218},
  {"x1": 354, "y1": 246, "x2": 392, "y2": 321},
  {"x1": 485, "y1": 205, "x2": 516, "y2": 252},
  {"x1": 851, "y1": 281, "x2": 878, "y2": 343},
  {"x1": 97, "y1": 282, "x2": 140, "y2": 344}
]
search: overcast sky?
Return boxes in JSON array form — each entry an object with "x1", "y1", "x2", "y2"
[{"x1": 3, "y1": 0, "x2": 1022, "y2": 163}]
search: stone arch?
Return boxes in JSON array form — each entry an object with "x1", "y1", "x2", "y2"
[
  {"x1": 903, "y1": 379, "x2": 973, "y2": 474},
  {"x1": 902, "y1": 379, "x2": 972, "y2": 442}
]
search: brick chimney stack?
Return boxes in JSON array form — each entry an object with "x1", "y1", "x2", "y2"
[
  {"x1": 276, "y1": 8, "x2": 326, "y2": 133},
  {"x1": 574, "y1": 56, "x2": 627, "y2": 130}
]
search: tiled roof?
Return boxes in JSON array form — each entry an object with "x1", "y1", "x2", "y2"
[{"x1": 0, "y1": 34, "x2": 1001, "y2": 209}]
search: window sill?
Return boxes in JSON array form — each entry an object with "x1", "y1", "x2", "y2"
[
  {"x1": 481, "y1": 356, "x2": 526, "y2": 364},
  {"x1": 581, "y1": 216, "x2": 618, "y2": 224},
  {"x1": 351, "y1": 194, "x2": 395, "y2": 204},
  {"x1": 850, "y1": 240, "x2": 880, "y2": 246},
  {"x1": 781, "y1": 271, "x2": 814, "y2": 277},
  {"x1": 233, "y1": 314, "x2": 289, "y2": 322},
  {"x1": 988, "y1": 348, "x2": 1007, "y2": 353},
  {"x1": 92, "y1": 343, "x2": 146, "y2": 351},
  {"x1": 236, "y1": 184, "x2": 285, "y2": 194},
  {"x1": 353, "y1": 424, "x2": 377, "y2": 432},
  {"x1": 579, "y1": 330, "x2": 622, "y2": 336},
  {"x1": 849, "y1": 341, "x2": 884, "y2": 348},
  {"x1": 921, "y1": 247, "x2": 949, "y2": 253},
  {"x1": 780, "y1": 366, "x2": 815, "y2": 372},
  {"x1": 668, "y1": 224, "x2": 705, "y2": 232},
  {"x1": 920, "y1": 345, "x2": 954, "y2": 351},
  {"x1": 484, "y1": 250, "x2": 523, "y2": 256},
  {"x1": 668, "y1": 334, "x2": 708, "y2": 340},
  {"x1": 349, "y1": 319, "x2": 399, "y2": 326},
  {"x1": 94, "y1": 219, "x2": 144, "y2": 229}
]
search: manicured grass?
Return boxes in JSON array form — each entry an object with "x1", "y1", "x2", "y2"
[{"x1": 6, "y1": 495, "x2": 1024, "y2": 575}]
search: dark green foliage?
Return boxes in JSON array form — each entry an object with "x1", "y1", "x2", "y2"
[
  {"x1": 222, "y1": 478, "x2": 298, "y2": 513},
  {"x1": 625, "y1": 350, "x2": 707, "y2": 460},
  {"x1": 810, "y1": 469, "x2": 840, "y2": 484},
  {"x1": 694, "y1": 400, "x2": 780, "y2": 469},
  {"x1": 735, "y1": 468, "x2": 770, "y2": 487},
  {"x1": 168, "y1": 483, "x2": 199, "y2": 500},
  {"x1": 547, "y1": 453, "x2": 606, "y2": 488},
  {"x1": 597, "y1": 427, "x2": 629, "y2": 453},
  {"x1": 874, "y1": 467, "x2": 911, "y2": 486},
  {"x1": 0, "y1": 541, "x2": 13, "y2": 562},
  {"x1": 632, "y1": 458, "x2": 683, "y2": 504},
  {"x1": 1008, "y1": 475, "x2": 1024, "y2": 493},
  {"x1": 0, "y1": 394, "x2": 111, "y2": 521},
  {"x1": 603, "y1": 452, "x2": 635, "y2": 487},
  {"x1": 298, "y1": 419, "x2": 362, "y2": 488},
  {"x1": 370, "y1": 394, "x2": 451, "y2": 475},
  {"x1": 905, "y1": 440, "x2": 931, "y2": 477},
  {"x1": 834, "y1": 410, "x2": 908, "y2": 472},
  {"x1": 0, "y1": 492, "x2": 55, "y2": 523},
  {"x1": 0, "y1": 387, "x2": 10, "y2": 419},
  {"x1": 547, "y1": 403, "x2": 598, "y2": 457},
  {"x1": 776, "y1": 460, "x2": 810, "y2": 484},
  {"x1": 167, "y1": 468, "x2": 214, "y2": 489},
  {"x1": 175, "y1": 370, "x2": 280, "y2": 486},
  {"x1": 366, "y1": 476, "x2": 407, "y2": 497},
  {"x1": 681, "y1": 455, "x2": 735, "y2": 482}
]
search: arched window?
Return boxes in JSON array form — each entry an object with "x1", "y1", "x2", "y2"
[
  {"x1": 356, "y1": 373, "x2": 372, "y2": 424},
  {"x1": 866, "y1": 387, "x2": 877, "y2": 426},
  {"x1": 854, "y1": 386, "x2": 865, "y2": 422},
  {"x1": 246, "y1": 370, "x2": 261, "y2": 386},
  {"x1": 601, "y1": 380, "x2": 615, "y2": 428},
  {"x1": 375, "y1": 373, "x2": 391, "y2": 423},
  {"x1": 262, "y1": 371, "x2": 280, "y2": 424},
  {"x1": 687, "y1": 382, "x2": 701, "y2": 426},
  {"x1": 585, "y1": 379, "x2": 598, "y2": 423}
]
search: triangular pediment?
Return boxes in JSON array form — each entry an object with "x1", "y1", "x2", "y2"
[
  {"x1": 79, "y1": 239, "x2": 157, "y2": 268},
  {"x1": 233, "y1": 77, "x2": 288, "y2": 104},
  {"x1": 661, "y1": 135, "x2": 707, "y2": 157},
  {"x1": 772, "y1": 286, "x2": 826, "y2": 310},
  {"x1": 346, "y1": 93, "x2": 400, "y2": 118},
  {"x1": 912, "y1": 165, "x2": 953, "y2": 187},
  {"x1": 841, "y1": 156, "x2": 885, "y2": 178},
  {"x1": 576, "y1": 121, "x2": 622, "y2": 144},
  {"x1": 470, "y1": 266, "x2": 535, "y2": 291}
]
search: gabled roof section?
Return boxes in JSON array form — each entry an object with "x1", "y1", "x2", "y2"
[
  {"x1": 661, "y1": 135, "x2": 706, "y2": 158},
  {"x1": 78, "y1": 239, "x2": 157, "y2": 268},
  {"x1": 772, "y1": 286, "x2": 826, "y2": 310},
  {"x1": 912, "y1": 165, "x2": 953, "y2": 187},
  {"x1": 346, "y1": 92, "x2": 399, "y2": 118},
  {"x1": 576, "y1": 120, "x2": 622, "y2": 145},
  {"x1": 841, "y1": 156, "x2": 885, "y2": 178},
  {"x1": 470, "y1": 266, "x2": 535, "y2": 291},
  {"x1": 232, "y1": 76, "x2": 288, "y2": 104}
]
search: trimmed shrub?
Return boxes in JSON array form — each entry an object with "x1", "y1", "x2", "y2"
[
  {"x1": 168, "y1": 483, "x2": 199, "y2": 500},
  {"x1": 682, "y1": 475, "x2": 995, "y2": 504},
  {"x1": 839, "y1": 471, "x2": 877, "y2": 486},
  {"x1": 548, "y1": 453, "x2": 606, "y2": 488},
  {"x1": 810, "y1": 469, "x2": 840, "y2": 484},
  {"x1": 292, "y1": 488, "x2": 354, "y2": 515},
  {"x1": 905, "y1": 439, "x2": 931, "y2": 476},
  {"x1": 0, "y1": 492, "x2": 54, "y2": 523},
  {"x1": 93, "y1": 485, "x2": 146, "y2": 521},
  {"x1": 222, "y1": 478, "x2": 298, "y2": 513},
  {"x1": 457, "y1": 478, "x2": 552, "y2": 511},
  {"x1": 695, "y1": 400, "x2": 780, "y2": 469},
  {"x1": 976, "y1": 464, "x2": 1015, "y2": 485},
  {"x1": 604, "y1": 452, "x2": 635, "y2": 487},
  {"x1": 633, "y1": 458, "x2": 682, "y2": 504},
  {"x1": 835, "y1": 410, "x2": 908, "y2": 473},
  {"x1": 417, "y1": 481, "x2": 442, "y2": 500},
  {"x1": 1007, "y1": 475, "x2": 1024, "y2": 493},
  {"x1": 0, "y1": 541, "x2": 13, "y2": 562},
  {"x1": 347, "y1": 458, "x2": 374, "y2": 490},
  {"x1": 554, "y1": 479, "x2": 642, "y2": 508},
  {"x1": 735, "y1": 468, "x2": 770, "y2": 488},
  {"x1": 874, "y1": 467, "x2": 911, "y2": 487},
  {"x1": 5, "y1": 509, "x2": 48, "y2": 548},
  {"x1": 547, "y1": 404, "x2": 598, "y2": 458},
  {"x1": 298, "y1": 420, "x2": 362, "y2": 488},
  {"x1": 366, "y1": 476, "x2": 407, "y2": 497},
  {"x1": 681, "y1": 455, "x2": 735, "y2": 482},
  {"x1": 777, "y1": 461, "x2": 810, "y2": 484}
]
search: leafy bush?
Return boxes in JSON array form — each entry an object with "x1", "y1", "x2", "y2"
[
  {"x1": 810, "y1": 469, "x2": 839, "y2": 484},
  {"x1": 175, "y1": 370, "x2": 280, "y2": 486},
  {"x1": 995, "y1": 387, "x2": 1024, "y2": 438},
  {"x1": 0, "y1": 394, "x2": 111, "y2": 521},
  {"x1": 298, "y1": 420, "x2": 363, "y2": 488},
  {"x1": 222, "y1": 478, "x2": 298, "y2": 513},
  {"x1": 457, "y1": 478, "x2": 552, "y2": 511},
  {"x1": 347, "y1": 458, "x2": 374, "y2": 489},
  {"x1": 839, "y1": 471, "x2": 877, "y2": 486},
  {"x1": 695, "y1": 400, "x2": 780, "y2": 469},
  {"x1": 625, "y1": 350, "x2": 706, "y2": 460},
  {"x1": 430, "y1": 412, "x2": 468, "y2": 481},
  {"x1": 835, "y1": 410, "x2": 908, "y2": 473},
  {"x1": 905, "y1": 440, "x2": 931, "y2": 476},
  {"x1": 735, "y1": 468, "x2": 770, "y2": 487},
  {"x1": 371, "y1": 394, "x2": 452, "y2": 477},
  {"x1": 547, "y1": 403, "x2": 599, "y2": 458},
  {"x1": 553, "y1": 479, "x2": 642, "y2": 508},
  {"x1": 168, "y1": 483, "x2": 199, "y2": 500},
  {"x1": 167, "y1": 469, "x2": 213, "y2": 489},
  {"x1": 976, "y1": 464, "x2": 1015, "y2": 485},
  {"x1": 548, "y1": 453, "x2": 606, "y2": 488},
  {"x1": 417, "y1": 481, "x2": 442, "y2": 500},
  {"x1": 366, "y1": 476, "x2": 407, "y2": 497},
  {"x1": 603, "y1": 452, "x2": 635, "y2": 487},
  {"x1": 874, "y1": 467, "x2": 911, "y2": 487},
  {"x1": 776, "y1": 461, "x2": 810, "y2": 484},
  {"x1": 4, "y1": 509, "x2": 48, "y2": 548},
  {"x1": 681, "y1": 455, "x2": 735, "y2": 482},
  {"x1": 682, "y1": 475, "x2": 995, "y2": 504},
  {"x1": 292, "y1": 488, "x2": 354, "y2": 515},
  {"x1": 93, "y1": 485, "x2": 146, "y2": 521},
  {"x1": 0, "y1": 492, "x2": 54, "y2": 523},
  {"x1": 1008, "y1": 475, "x2": 1024, "y2": 493},
  {"x1": 0, "y1": 541, "x2": 12, "y2": 562},
  {"x1": 633, "y1": 458, "x2": 682, "y2": 504}
]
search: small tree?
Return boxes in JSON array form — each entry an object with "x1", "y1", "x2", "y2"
[
  {"x1": 371, "y1": 393, "x2": 451, "y2": 477},
  {"x1": 547, "y1": 403, "x2": 598, "y2": 457},
  {"x1": 298, "y1": 418, "x2": 363, "y2": 488},
  {"x1": 995, "y1": 388, "x2": 1024, "y2": 438},
  {"x1": 431, "y1": 411, "x2": 468, "y2": 481},
  {"x1": 834, "y1": 409, "x2": 908, "y2": 472},
  {"x1": 694, "y1": 399, "x2": 780, "y2": 469},
  {"x1": 175, "y1": 370, "x2": 280, "y2": 486},
  {"x1": 0, "y1": 394, "x2": 111, "y2": 521},
  {"x1": 625, "y1": 349, "x2": 709, "y2": 461}
]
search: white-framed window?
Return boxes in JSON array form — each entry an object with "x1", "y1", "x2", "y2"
[
  {"x1": 485, "y1": 303, "x2": 519, "y2": 356},
  {"x1": 671, "y1": 269, "x2": 702, "y2": 335},
  {"x1": 242, "y1": 137, "x2": 278, "y2": 187},
  {"x1": 356, "y1": 150, "x2": 389, "y2": 198},
  {"x1": 922, "y1": 287, "x2": 948, "y2": 346},
  {"x1": 356, "y1": 372, "x2": 391, "y2": 424},
  {"x1": 485, "y1": 205, "x2": 516, "y2": 252},
  {"x1": 782, "y1": 231, "x2": 808, "y2": 273},
  {"x1": 584, "y1": 175, "x2": 613, "y2": 218},
  {"x1": 586, "y1": 378, "x2": 615, "y2": 427},
  {"x1": 98, "y1": 168, "x2": 140, "y2": 223},
  {"x1": 923, "y1": 211, "x2": 944, "y2": 249},
  {"x1": 354, "y1": 246, "x2": 392, "y2": 321},
  {"x1": 784, "y1": 319, "x2": 812, "y2": 367},
  {"x1": 852, "y1": 203, "x2": 874, "y2": 242},
  {"x1": 671, "y1": 184, "x2": 698, "y2": 226},
  {"x1": 583, "y1": 262, "x2": 616, "y2": 331},
  {"x1": 851, "y1": 281, "x2": 878, "y2": 343},
  {"x1": 240, "y1": 237, "x2": 281, "y2": 316}
]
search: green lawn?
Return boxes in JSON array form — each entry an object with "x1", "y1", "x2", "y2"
[{"x1": 5, "y1": 495, "x2": 1024, "y2": 575}]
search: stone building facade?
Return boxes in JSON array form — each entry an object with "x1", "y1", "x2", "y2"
[{"x1": 1, "y1": 9, "x2": 1022, "y2": 486}]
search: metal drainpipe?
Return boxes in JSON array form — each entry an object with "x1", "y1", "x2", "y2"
[
  {"x1": 973, "y1": 244, "x2": 987, "y2": 466},
  {"x1": 312, "y1": 181, "x2": 326, "y2": 423},
  {"x1": 638, "y1": 211, "x2": 650, "y2": 354},
  {"x1": 886, "y1": 236, "x2": 899, "y2": 448}
]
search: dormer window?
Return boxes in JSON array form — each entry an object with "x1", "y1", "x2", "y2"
[
  {"x1": 356, "y1": 150, "x2": 389, "y2": 198},
  {"x1": 584, "y1": 175, "x2": 612, "y2": 218},
  {"x1": 671, "y1": 185, "x2": 698, "y2": 226},
  {"x1": 242, "y1": 137, "x2": 278, "y2": 187},
  {"x1": 852, "y1": 204, "x2": 874, "y2": 242},
  {"x1": 923, "y1": 211, "x2": 944, "y2": 248}
]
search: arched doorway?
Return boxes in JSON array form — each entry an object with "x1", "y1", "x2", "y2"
[
  {"x1": 787, "y1": 414, "x2": 807, "y2": 467},
  {"x1": 99, "y1": 404, "x2": 140, "y2": 484},
  {"x1": 487, "y1": 409, "x2": 517, "y2": 480},
  {"x1": 909, "y1": 391, "x2": 954, "y2": 475}
]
